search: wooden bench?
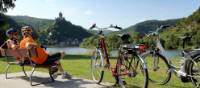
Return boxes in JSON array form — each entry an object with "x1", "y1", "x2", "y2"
[{"x1": 0, "y1": 48, "x2": 55, "y2": 86}]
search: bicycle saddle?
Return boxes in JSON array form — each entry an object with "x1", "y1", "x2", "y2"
[
  {"x1": 118, "y1": 33, "x2": 131, "y2": 44},
  {"x1": 179, "y1": 36, "x2": 192, "y2": 41}
]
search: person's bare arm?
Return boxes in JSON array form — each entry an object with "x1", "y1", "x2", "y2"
[
  {"x1": 11, "y1": 43, "x2": 19, "y2": 49},
  {"x1": 26, "y1": 42, "x2": 41, "y2": 49},
  {"x1": 6, "y1": 40, "x2": 22, "y2": 58},
  {"x1": 7, "y1": 40, "x2": 19, "y2": 49}
]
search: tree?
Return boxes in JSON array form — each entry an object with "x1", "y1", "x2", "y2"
[
  {"x1": 106, "y1": 33, "x2": 121, "y2": 50},
  {"x1": 0, "y1": 13, "x2": 9, "y2": 45},
  {"x1": 0, "y1": 0, "x2": 16, "y2": 13},
  {"x1": 80, "y1": 36, "x2": 98, "y2": 49},
  {"x1": 130, "y1": 32, "x2": 142, "y2": 44},
  {"x1": 0, "y1": 0, "x2": 17, "y2": 45},
  {"x1": 192, "y1": 30, "x2": 200, "y2": 48}
]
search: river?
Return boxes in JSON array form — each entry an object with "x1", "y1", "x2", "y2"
[{"x1": 46, "y1": 47, "x2": 181, "y2": 59}]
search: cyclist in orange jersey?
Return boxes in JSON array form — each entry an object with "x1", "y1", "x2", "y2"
[{"x1": 20, "y1": 26, "x2": 71, "y2": 79}]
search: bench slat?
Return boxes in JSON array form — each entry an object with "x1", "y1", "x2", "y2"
[{"x1": 0, "y1": 48, "x2": 37, "y2": 58}]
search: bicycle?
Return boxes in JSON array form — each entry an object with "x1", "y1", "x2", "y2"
[
  {"x1": 90, "y1": 24, "x2": 149, "y2": 88},
  {"x1": 141, "y1": 25, "x2": 200, "y2": 87}
]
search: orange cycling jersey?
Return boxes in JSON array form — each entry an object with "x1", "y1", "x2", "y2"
[{"x1": 20, "y1": 36, "x2": 48, "y2": 64}]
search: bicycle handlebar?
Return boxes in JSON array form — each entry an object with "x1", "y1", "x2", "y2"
[
  {"x1": 156, "y1": 25, "x2": 170, "y2": 32},
  {"x1": 89, "y1": 23, "x2": 122, "y2": 30},
  {"x1": 146, "y1": 25, "x2": 170, "y2": 37}
]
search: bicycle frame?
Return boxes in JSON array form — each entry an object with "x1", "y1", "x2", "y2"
[
  {"x1": 98, "y1": 35, "x2": 110, "y2": 66},
  {"x1": 116, "y1": 44, "x2": 148, "y2": 74}
]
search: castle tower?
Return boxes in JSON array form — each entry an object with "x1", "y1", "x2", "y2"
[{"x1": 59, "y1": 11, "x2": 63, "y2": 18}]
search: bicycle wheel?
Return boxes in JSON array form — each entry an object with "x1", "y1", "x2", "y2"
[
  {"x1": 188, "y1": 54, "x2": 200, "y2": 87},
  {"x1": 142, "y1": 51, "x2": 171, "y2": 85},
  {"x1": 91, "y1": 49, "x2": 104, "y2": 84},
  {"x1": 116, "y1": 54, "x2": 148, "y2": 88}
]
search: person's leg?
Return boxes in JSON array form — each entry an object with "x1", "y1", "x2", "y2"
[
  {"x1": 55, "y1": 52, "x2": 72, "y2": 79},
  {"x1": 46, "y1": 51, "x2": 71, "y2": 79},
  {"x1": 54, "y1": 52, "x2": 65, "y2": 73}
]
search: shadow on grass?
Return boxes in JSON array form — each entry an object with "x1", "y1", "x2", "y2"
[
  {"x1": 64, "y1": 55, "x2": 91, "y2": 60},
  {"x1": 0, "y1": 57, "x2": 15, "y2": 62},
  {"x1": 125, "y1": 85, "x2": 141, "y2": 88},
  {"x1": 20, "y1": 76, "x2": 110, "y2": 88},
  {"x1": 106, "y1": 84, "x2": 140, "y2": 88},
  {"x1": 168, "y1": 84, "x2": 193, "y2": 88}
]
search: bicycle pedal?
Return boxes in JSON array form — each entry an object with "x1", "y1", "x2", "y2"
[
  {"x1": 104, "y1": 64, "x2": 110, "y2": 68},
  {"x1": 153, "y1": 67, "x2": 160, "y2": 71},
  {"x1": 128, "y1": 71, "x2": 137, "y2": 77},
  {"x1": 180, "y1": 76, "x2": 190, "y2": 82},
  {"x1": 113, "y1": 83, "x2": 120, "y2": 87},
  {"x1": 123, "y1": 81, "x2": 127, "y2": 85}
]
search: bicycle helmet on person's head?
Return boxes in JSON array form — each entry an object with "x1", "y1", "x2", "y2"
[
  {"x1": 6, "y1": 28, "x2": 18, "y2": 37},
  {"x1": 21, "y1": 26, "x2": 32, "y2": 35}
]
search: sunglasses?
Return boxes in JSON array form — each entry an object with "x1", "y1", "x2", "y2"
[
  {"x1": 22, "y1": 29, "x2": 31, "y2": 32},
  {"x1": 22, "y1": 31, "x2": 31, "y2": 36},
  {"x1": 12, "y1": 32, "x2": 18, "y2": 36}
]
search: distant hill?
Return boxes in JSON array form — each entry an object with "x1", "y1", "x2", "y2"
[
  {"x1": 9, "y1": 15, "x2": 54, "y2": 30},
  {"x1": 124, "y1": 19, "x2": 180, "y2": 35}
]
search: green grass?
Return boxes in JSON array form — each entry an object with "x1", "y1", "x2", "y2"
[{"x1": 0, "y1": 55, "x2": 193, "y2": 88}]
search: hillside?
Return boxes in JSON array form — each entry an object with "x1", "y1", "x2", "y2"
[
  {"x1": 160, "y1": 7, "x2": 200, "y2": 49},
  {"x1": 45, "y1": 16, "x2": 92, "y2": 46},
  {"x1": 10, "y1": 15, "x2": 54, "y2": 31},
  {"x1": 124, "y1": 19, "x2": 180, "y2": 35},
  {"x1": 0, "y1": 13, "x2": 92, "y2": 46}
]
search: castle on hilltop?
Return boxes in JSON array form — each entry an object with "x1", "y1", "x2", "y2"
[{"x1": 56, "y1": 11, "x2": 64, "y2": 20}]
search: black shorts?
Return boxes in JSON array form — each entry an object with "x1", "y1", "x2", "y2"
[{"x1": 43, "y1": 53, "x2": 62, "y2": 65}]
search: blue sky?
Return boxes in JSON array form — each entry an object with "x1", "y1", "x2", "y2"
[{"x1": 6, "y1": 0, "x2": 200, "y2": 29}]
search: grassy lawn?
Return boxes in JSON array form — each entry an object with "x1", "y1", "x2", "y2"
[{"x1": 0, "y1": 55, "x2": 193, "y2": 88}]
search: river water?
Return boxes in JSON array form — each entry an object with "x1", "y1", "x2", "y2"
[
  {"x1": 46, "y1": 47, "x2": 181, "y2": 59},
  {"x1": 46, "y1": 47, "x2": 93, "y2": 55}
]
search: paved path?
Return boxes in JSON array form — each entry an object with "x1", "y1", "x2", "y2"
[{"x1": 0, "y1": 71, "x2": 112, "y2": 88}]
